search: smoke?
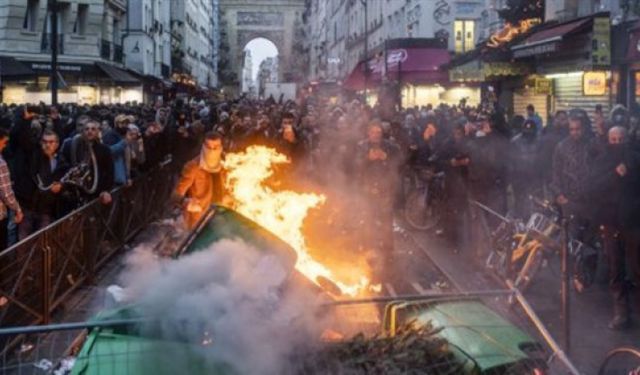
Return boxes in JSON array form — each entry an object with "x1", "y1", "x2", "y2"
[{"x1": 117, "y1": 238, "x2": 332, "y2": 375}]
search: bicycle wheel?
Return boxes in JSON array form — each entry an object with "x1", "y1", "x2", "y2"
[
  {"x1": 598, "y1": 347, "x2": 640, "y2": 375},
  {"x1": 404, "y1": 186, "x2": 440, "y2": 231}
]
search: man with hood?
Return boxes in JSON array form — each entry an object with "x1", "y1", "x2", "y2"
[
  {"x1": 174, "y1": 131, "x2": 230, "y2": 229},
  {"x1": 589, "y1": 126, "x2": 640, "y2": 330}
]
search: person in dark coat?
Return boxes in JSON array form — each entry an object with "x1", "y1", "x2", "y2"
[
  {"x1": 65, "y1": 120, "x2": 114, "y2": 205},
  {"x1": 509, "y1": 119, "x2": 542, "y2": 218},
  {"x1": 467, "y1": 114, "x2": 509, "y2": 225},
  {"x1": 540, "y1": 111, "x2": 569, "y2": 187},
  {"x1": 356, "y1": 121, "x2": 401, "y2": 279},
  {"x1": 18, "y1": 130, "x2": 69, "y2": 239},
  {"x1": 441, "y1": 124, "x2": 471, "y2": 252},
  {"x1": 588, "y1": 126, "x2": 640, "y2": 330},
  {"x1": 550, "y1": 114, "x2": 592, "y2": 226}
]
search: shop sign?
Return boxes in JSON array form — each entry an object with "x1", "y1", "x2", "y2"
[
  {"x1": 583, "y1": 71, "x2": 607, "y2": 96},
  {"x1": 534, "y1": 78, "x2": 552, "y2": 95},
  {"x1": 368, "y1": 49, "x2": 408, "y2": 75},
  {"x1": 635, "y1": 72, "x2": 640, "y2": 97},
  {"x1": 31, "y1": 63, "x2": 83, "y2": 72},
  {"x1": 449, "y1": 60, "x2": 484, "y2": 82},
  {"x1": 513, "y1": 42, "x2": 558, "y2": 58},
  {"x1": 592, "y1": 17, "x2": 611, "y2": 66},
  {"x1": 483, "y1": 62, "x2": 530, "y2": 77}
]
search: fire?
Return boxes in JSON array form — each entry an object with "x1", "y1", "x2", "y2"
[{"x1": 224, "y1": 146, "x2": 375, "y2": 297}]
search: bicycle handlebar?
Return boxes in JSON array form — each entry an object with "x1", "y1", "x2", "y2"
[{"x1": 528, "y1": 195, "x2": 560, "y2": 217}]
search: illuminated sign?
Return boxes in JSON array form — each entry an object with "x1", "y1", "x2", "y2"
[
  {"x1": 534, "y1": 78, "x2": 552, "y2": 95},
  {"x1": 583, "y1": 71, "x2": 607, "y2": 96},
  {"x1": 368, "y1": 49, "x2": 408, "y2": 74},
  {"x1": 487, "y1": 18, "x2": 541, "y2": 48},
  {"x1": 635, "y1": 72, "x2": 640, "y2": 97}
]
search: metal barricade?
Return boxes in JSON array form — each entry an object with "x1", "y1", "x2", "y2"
[{"x1": 0, "y1": 161, "x2": 177, "y2": 353}]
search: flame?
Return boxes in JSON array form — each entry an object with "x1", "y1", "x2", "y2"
[{"x1": 224, "y1": 146, "x2": 375, "y2": 297}]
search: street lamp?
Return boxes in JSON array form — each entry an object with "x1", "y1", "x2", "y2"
[
  {"x1": 48, "y1": 0, "x2": 59, "y2": 105},
  {"x1": 359, "y1": 0, "x2": 368, "y2": 104}
]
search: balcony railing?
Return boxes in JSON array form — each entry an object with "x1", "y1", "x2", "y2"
[
  {"x1": 113, "y1": 44, "x2": 123, "y2": 63},
  {"x1": 41, "y1": 33, "x2": 64, "y2": 54},
  {"x1": 101, "y1": 39, "x2": 111, "y2": 60}
]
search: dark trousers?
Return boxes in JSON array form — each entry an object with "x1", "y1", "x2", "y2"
[
  {"x1": 0, "y1": 217, "x2": 7, "y2": 250},
  {"x1": 601, "y1": 225, "x2": 640, "y2": 312},
  {"x1": 18, "y1": 210, "x2": 53, "y2": 241}
]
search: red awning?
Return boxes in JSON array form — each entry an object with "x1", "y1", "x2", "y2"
[
  {"x1": 519, "y1": 18, "x2": 591, "y2": 46},
  {"x1": 627, "y1": 21, "x2": 640, "y2": 62},
  {"x1": 343, "y1": 48, "x2": 450, "y2": 90}
]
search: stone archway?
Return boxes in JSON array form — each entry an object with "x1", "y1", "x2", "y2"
[{"x1": 219, "y1": 0, "x2": 305, "y2": 91}]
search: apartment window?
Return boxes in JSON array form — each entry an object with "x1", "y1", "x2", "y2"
[
  {"x1": 73, "y1": 4, "x2": 89, "y2": 35},
  {"x1": 23, "y1": 0, "x2": 38, "y2": 32},
  {"x1": 44, "y1": 9, "x2": 62, "y2": 33},
  {"x1": 464, "y1": 20, "x2": 475, "y2": 52},
  {"x1": 454, "y1": 20, "x2": 475, "y2": 53},
  {"x1": 113, "y1": 19, "x2": 120, "y2": 45}
]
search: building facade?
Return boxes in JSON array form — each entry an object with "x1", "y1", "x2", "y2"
[
  {"x1": 0, "y1": 0, "x2": 142, "y2": 104},
  {"x1": 123, "y1": 0, "x2": 171, "y2": 79},
  {"x1": 169, "y1": 0, "x2": 216, "y2": 89},
  {"x1": 304, "y1": 0, "x2": 488, "y2": 83}
]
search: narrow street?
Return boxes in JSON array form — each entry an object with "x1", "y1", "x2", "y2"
[{"x1": 403, "y1": 225, "x2": 640, "y2": 374}]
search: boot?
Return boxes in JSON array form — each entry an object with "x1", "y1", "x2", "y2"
[{"x1": 608, "y1": 301, "x2": 631, "y2": 330}]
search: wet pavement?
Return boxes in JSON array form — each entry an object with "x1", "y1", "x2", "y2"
[{"x1": 402, "y1": 225, "x2": 640, "y2": 374}]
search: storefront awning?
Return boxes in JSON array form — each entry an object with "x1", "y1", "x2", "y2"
[
  {"x1": 344, "y1": 48, "x2": 450, "y2": 90},
  {"x1": 96, "y1": 62, "x2": 140, "y2": 85},
  {"x1": 0, "y1": 56, "x2": 35, "y2": 79},
  {"x1": 512, "y1": 18, "x2": 591, "y2": 58}
]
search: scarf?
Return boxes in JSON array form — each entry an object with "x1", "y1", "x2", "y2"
[{"x1": 199, "y1": 149, "x2": 222, "y2": 173}]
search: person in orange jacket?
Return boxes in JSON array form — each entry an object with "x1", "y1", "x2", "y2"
[{"x1": 174, "y1": 131, "x2": 230, "y2": 229}]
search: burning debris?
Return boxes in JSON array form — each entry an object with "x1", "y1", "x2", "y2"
[{"x1": 224, "y1": 145, "x2": 379, "y2": 297}]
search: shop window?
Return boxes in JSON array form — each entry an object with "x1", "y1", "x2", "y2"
[
  {"x1": 73, "y1": 4, "x2": 89, "y2": 35},
  {"x1": 23, "y1": 0, "x2": 38, "y2": 32}
]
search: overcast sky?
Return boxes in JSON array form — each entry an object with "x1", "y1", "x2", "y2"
[{"x1": 244, "y1": 38, "x2": 278, "y2": 81}]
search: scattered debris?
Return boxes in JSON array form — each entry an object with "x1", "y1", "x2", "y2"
[{"x1": 33, "y1": 358, "x2": 53, "y2": 371}]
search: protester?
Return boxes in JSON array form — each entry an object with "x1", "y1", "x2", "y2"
[
  {"x1": 18, "y1": 130, "x2": 68, "y2": 239},
  {"x1": 0, "y1": 128, "x2": 23, "y2": 249},
  {"x1": 589, "y1": 126, "x2": 640, "y2": 330},
  {"x1": 174, "y1": 131, "x2": 229, "y2": 229}
]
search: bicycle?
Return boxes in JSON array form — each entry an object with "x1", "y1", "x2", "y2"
[
  {"x1": 598, "y1": 346, "x2": 640, "y2": 375},
  {"x1": 481, "y1": 196, "x2": 599, "y2": 293},
  {"x1": 403, "y1": 167, "x2": 446, "y2": 231}
]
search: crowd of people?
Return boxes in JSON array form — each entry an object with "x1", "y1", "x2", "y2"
[{"x1": 1, "y1": 94, "x2": 640, "y2": 330}]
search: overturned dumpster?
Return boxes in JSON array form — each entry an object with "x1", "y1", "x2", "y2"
[{"x1": 68, "y1": 206, "x2": 550, "y2": 375}]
